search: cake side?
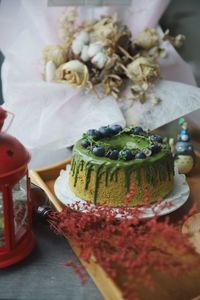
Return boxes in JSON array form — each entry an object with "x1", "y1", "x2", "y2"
[{"x1": 68, "y1": 127, "x2": 174, "y2": 207}]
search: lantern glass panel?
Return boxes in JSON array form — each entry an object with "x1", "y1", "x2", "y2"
[
  {"x1": 13, "y1": 177, "x2": 29, "y2": 242},
  {"x1": 0, "y1": 192, "x2": 4, "y2": 247}
]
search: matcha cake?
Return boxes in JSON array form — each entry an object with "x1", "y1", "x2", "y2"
[{"x1": 68, "y1": 125, "x2": 174, "y2": 207}]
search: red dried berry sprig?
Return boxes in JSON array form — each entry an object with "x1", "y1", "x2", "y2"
[{"x1": 49, "y1": 200, "x2": 199, "y2": 300}]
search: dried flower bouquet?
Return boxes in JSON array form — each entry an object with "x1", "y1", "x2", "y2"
[{"x1": 42, "y1": 10, "x2": 185, "y2": 103}]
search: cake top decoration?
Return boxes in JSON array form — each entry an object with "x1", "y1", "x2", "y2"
[{"x1": 80, "y1": 124, "x2": 168, "y2": 162}]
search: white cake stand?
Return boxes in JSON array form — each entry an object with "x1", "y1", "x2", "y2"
[{"x1": 54, "y1": 165, "x2": 190, "y2": 219}]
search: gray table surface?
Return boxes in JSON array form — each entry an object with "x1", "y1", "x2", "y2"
[
  {"x1": 0, "y1": 219, "x2": 103, "y2": 300},
  {"x1": 0, "y1": 1, "x2": 200, "y2": 300}
]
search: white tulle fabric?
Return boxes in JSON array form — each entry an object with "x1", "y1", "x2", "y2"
[{"x1": 0, "y1": 0, "x2": 199, "y2": 168}]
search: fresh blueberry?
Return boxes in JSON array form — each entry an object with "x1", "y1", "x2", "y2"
[
  {"x1": 149, "y1": 144, "x2": 161, "y2": 154},
  {"x1": 99, "y1": 126, "x2": 113, "y2": 138},
  {"x1": 135, "y1": 151, "x2": 146, "y2": 159},
  {"x1": 86, "y1": 129, "x2": 102, "y2": 140},
  {"x1": 109, "y1": 150, "x2": 119, "y2": 160},
  {"x1": 110, "y1": 124, "x2": 123, "y2": 134},
  {"x1": 119, "y1": 149, "x2": 134, "y2": 161},
  {"x1": 81, "y1": 139, "x2": 90, "y2": 148},
  {"x1": 92, "y1": 146, "x2": 105, "y2": 157},
  {"x1": 150, "y1": 135, "x2": 163, "y2": 143},
  {"x1": 131, "y1": 126, "x2": 144, "y2": 135}
]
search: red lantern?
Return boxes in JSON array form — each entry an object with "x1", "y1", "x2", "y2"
[{"x1": 0, "y1": 108, "x2": 35, "y2": 268}]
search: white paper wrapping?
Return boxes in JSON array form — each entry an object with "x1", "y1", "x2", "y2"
[
  {"x1": 0, "y1": 0, "x2": 199, "y2": 168},
  {"x1": 122, "y1": 80, "x2": 200, "y2": 130}
]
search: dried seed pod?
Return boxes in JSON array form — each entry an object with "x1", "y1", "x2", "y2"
[
  {"x1": 71, "y1": 39, "x2": 84, "y2": 56},
  {"x1": 173, "y1": 34, "x2": 186, "y2": 48},
  {"x1": 88, "y1": 42, "x2": 103, "y2": 58},
  {"x1": 81, "y1": 45, "x2": 90, "y2": 62},
  {"x1": 75, "y1": 31, "x2": 90, "y2": 44},
  {"x1": 163, "y1": 29, "x2": 185, "y2": 48},
  {"x1": 91, "y1": 52, "x2": 107, "y2": 69},
  {"x1": 45, "y1": 61, "x2": 56, "y2": 82}
]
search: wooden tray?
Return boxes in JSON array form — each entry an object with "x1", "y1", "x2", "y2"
[{"x1": 30, "y1": 154, "x2": 200, "y2": 300}]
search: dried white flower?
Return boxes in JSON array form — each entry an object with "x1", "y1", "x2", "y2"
[
  {"x1": 134, "y1": 28, "x2": 159, "y2": 50},
  {"x1": 81, "y1": 45, "x2": 90, "y2": 62},
  {"x1": 58, "y1": 9, "x2": 78, "y2": 41},
  {"x1": 55, "y1": 60, "x2": 89, "y2": 87},
  {"x1": 43, "y1": 45, "x2": 67, "y2": 67},
  {"x1": 58, "y1": 14, "x2": 67, "y2": 24},
  {"x1": 159, "y1": 48, "x2": 168, "y2": 58},
  {"x1": 126, "y1": 57, "x2": 160, "y2": 83},
  {"x1": 45, "y1": 61, "x2": 56, "y2": 82},
  {"x1": 58, "y1": 9, "x2": 77, "y2": 26},
  {"x1": 71, "y1": 39, "x2": 84, "y2": 56},
  {"x1": 173, "y1": 34, "x2": 186, "y2": 48},
  {"x1": 91, "y1": 52, "x2": 107, "y2": 69},
  {"x1": 90, "y1": 16, "x2": 118, "y2": 42},
  {"x1": 150, "y1": 95, "x2": 161, "y2": 105},
  {"x1": 163, "y1": 29, "x2": 185, "y2": 48},
  {"x1": 148, "y1": 46, "x2": 167, "y2": 60},
  {"x1": 75, "y1": 31, "x2": 90, "y2": 45},
  {"x1": 141, "y1": 82, "x2": 149, "y2": 90},
  {"x1": 88, "y1": 42, "x2": 103, "y2": 58},
  {"x1": 58, "y1": 28, "x2": 69, "y2": 42},
  {"x1": 130, "y1": 84, "x2": 146, "y2": 103}
]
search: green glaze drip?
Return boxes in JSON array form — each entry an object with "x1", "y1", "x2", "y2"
[
  {"x1": 70, "y1": 137, "x2": 174, "y2": 201},
  {"x1": 135, "y1": 168, "x2": 140, "y2": 185},
  {"x1": 145, "y1": 165, "x2": 156, "y2": 185},
  {"x1": 124, "y1": 168, "x2": 131, "y2": 192},
  {"x1": 168, "y1": 157, "x2": 174, "y2": 179},
  {"x1": 158, "y1": 162, "x2": 167, "y2": 182},
  {"x1": 114, "y1": 171, "x2": 118, "y2": 182},
  {"x1": 84, "y1": 163, "x2": 93, "y2": 190},
  {"x1": 93, "y1": 164, "x2": 104, "y2": 205},
  {"x1": 98, "y1": 166, "x2": 105, "y2": 179},
  {"x1": 105, "y1": 167, "x2": 109, "y2": 187},
  {"x1": 73, "y1": 162, "x2": 81, "y2": 187},
  {"x1": 110, "y1": 167, "x2": 119, "y2": 182},
  {"x1": 71, "y1": 158, "x2": 76, "y2": 175},
  {"x1": 80, "y1": 160, "x2": 84, "y2": 171}
]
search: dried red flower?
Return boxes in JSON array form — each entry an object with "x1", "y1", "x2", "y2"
[{"x1": 48, "y1": 200, "x2": 199, "y2": 300}]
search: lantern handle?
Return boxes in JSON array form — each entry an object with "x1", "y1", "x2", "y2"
[{"x1": 0, "y1": 107, "x2": 15, "y2": 132}]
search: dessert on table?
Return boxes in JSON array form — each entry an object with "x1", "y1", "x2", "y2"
[{"x1": 69, "y1": 125, "x2": 174, "y2": 207}]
